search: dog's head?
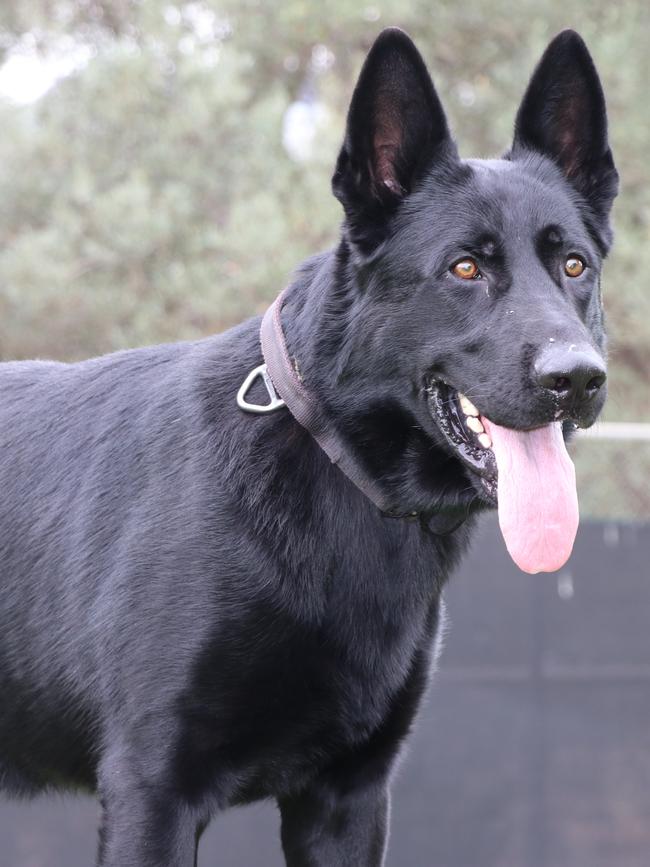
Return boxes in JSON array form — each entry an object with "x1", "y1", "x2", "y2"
[{"x1": 310, "y1": 28, "x2": 617, "y2": 571}]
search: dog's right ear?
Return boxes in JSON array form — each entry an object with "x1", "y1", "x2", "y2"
[{"x1": 332, "y1": 28, "x2": 454, "y2": 254}]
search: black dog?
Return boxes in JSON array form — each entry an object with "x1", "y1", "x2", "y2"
[{"x1": 0, "y1": 27, "x2": 617, "y2": 866}]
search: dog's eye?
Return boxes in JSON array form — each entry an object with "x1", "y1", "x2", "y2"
[
  {"x1": 452, "y1": 259, "x2": 480, "y2": 280},
  {"x1": 565, "y1": 256, "x2": 586, "y2": 278}
]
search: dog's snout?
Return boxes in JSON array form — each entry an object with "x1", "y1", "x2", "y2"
[{"x1": 533, "y1": 344, "x2": 606, "y2": 406}]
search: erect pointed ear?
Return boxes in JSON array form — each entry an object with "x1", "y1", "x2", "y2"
[
  {"x1": 332, "y1": 28, "x2": 455, "y2": 253},
  {"x1": 511, "y1": 30, "x2": 618, "y2": 248}
]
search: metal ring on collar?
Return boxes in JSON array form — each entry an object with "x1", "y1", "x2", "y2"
[{"x1": 236, "y1": 363, "x2": 286, "y2": 414}]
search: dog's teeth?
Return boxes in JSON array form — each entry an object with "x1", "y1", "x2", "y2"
[
  {"x1": 459, "y1": 394, "x2": 479, "y2": 417},
  {"x1": 466, "y1": 416, "x2": 484, "y2": 434},
  {"x1": 478, "y1": 433, "x2": 492, "y2": 449}
]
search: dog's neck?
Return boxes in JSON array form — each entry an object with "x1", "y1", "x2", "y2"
[{"x1": 272, "y1": 241, "x2": 485, "y2": 531}]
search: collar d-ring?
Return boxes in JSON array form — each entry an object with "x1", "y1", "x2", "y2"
[{"x1": 236, "y1": 363, "x2": 286, "y2": 414}]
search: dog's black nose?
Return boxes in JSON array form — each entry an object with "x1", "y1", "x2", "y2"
[{"x1": 534, "y1": 344, "x2": 606, "y2": 406}]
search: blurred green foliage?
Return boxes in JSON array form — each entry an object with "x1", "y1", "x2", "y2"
[{"x1": 0, "y1": 0, "x2": 648, "y2": 517}]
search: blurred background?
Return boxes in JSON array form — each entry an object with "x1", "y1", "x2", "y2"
[{"x1": 0, "y1": 1, "x2": 648, "y2": 865}]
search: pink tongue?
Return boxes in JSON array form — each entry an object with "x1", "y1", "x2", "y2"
[{"x1": 482, "y1": 418, "x2": 579, "y2": 574}]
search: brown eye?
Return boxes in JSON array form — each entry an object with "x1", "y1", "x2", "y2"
[
  {"x1": 452, "y1": 259, "x2": 479, "y2": 280},
  {"x1": 565, "y1": 256, "x2": 585, "y2": 277}
]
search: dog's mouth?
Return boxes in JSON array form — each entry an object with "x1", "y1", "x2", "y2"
[
  {"x1": 426, "y1": 379, "x2": 580, "y2": 576},
  {"x1": 426, "y1": 381, "x2": 498, "y2": 503}
]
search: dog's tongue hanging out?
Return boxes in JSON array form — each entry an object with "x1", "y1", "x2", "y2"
[{"x1": 481, "y1": 419, "x2": 579, "y2": 574}]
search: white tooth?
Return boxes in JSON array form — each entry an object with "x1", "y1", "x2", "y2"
[
  {"x1": 478, "y1": 433, "x2": 492, "y2": 449},
  {"x1": 459, "y1": 393, "x2": 479, "y2": 417},
  {"x1": 466, "y1": 416, "x2": 484, "y2": 434}
]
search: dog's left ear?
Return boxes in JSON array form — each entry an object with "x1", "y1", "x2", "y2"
[
  {"x1": 511, "y1": 30, "x2": 618, "y2": 248},
  {"x1": 332, "y1": 28, "x2": 455, "y2": 253}
]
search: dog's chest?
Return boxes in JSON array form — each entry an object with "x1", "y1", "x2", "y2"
[{"x1": 178, "y1": 560, "x2": 441, "y2": 805}]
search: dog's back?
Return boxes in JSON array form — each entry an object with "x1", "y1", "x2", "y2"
[{"x1": 0, "y1": 325, "x2": 252, "y2": 792}]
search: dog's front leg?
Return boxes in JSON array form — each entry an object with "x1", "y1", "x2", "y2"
[
  {"x1": 278, "y1": 777, "x2": 390, "y2": 867},
  {"x1": 96, "y1": 776, "x2": 201, "y2": 867}
]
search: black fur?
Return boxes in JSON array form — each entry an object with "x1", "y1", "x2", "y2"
[{"x1": 0, "y1": 28, "x2": 616, "y2": 866}]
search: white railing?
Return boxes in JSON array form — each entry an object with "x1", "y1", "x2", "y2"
[{"x1": 579, "y1": 422, "x2": 650, "y2": 441}]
